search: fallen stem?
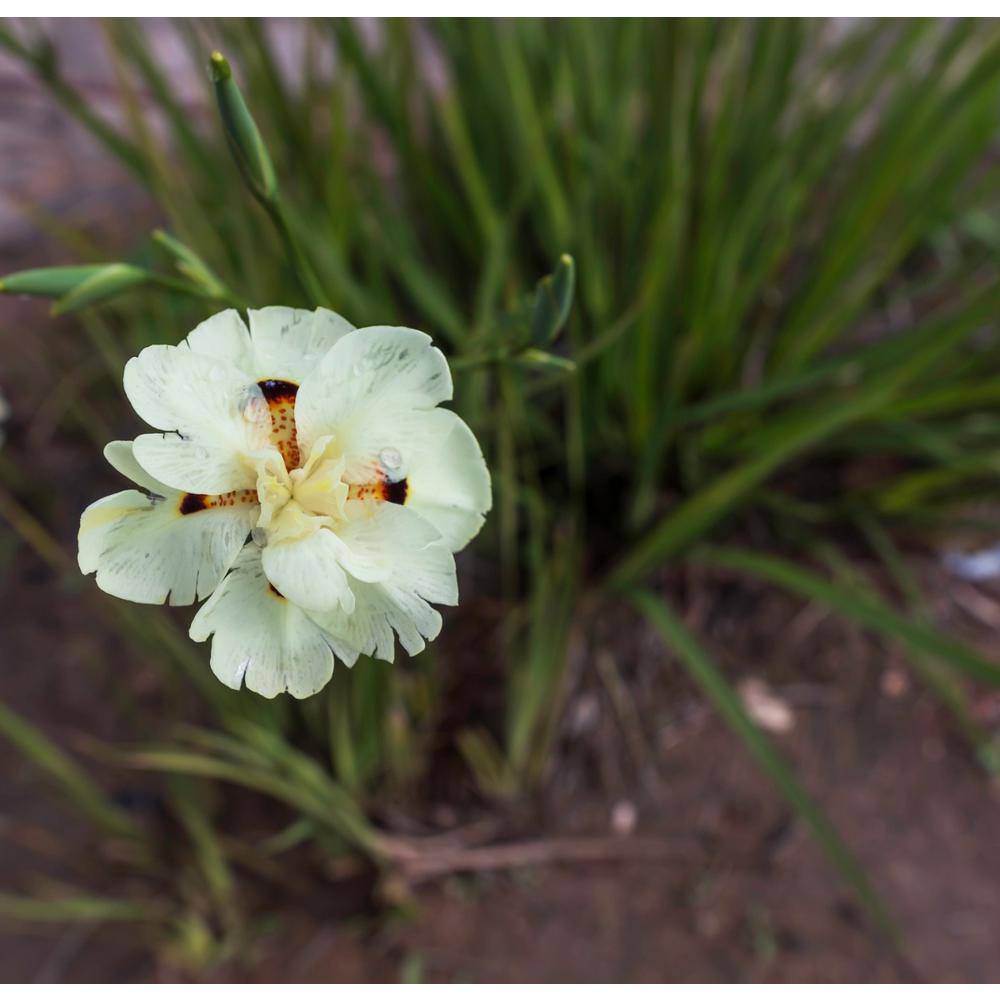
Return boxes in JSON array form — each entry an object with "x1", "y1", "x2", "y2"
[{"x1": 385, "y1": 834, "x2": 698, "y2": 884}]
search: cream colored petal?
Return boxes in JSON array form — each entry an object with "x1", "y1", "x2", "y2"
[
  {"x1": 405, "y1": 409, "x2": 491, "y2": 551},
  {"x1": 247, "y1": 306, "x2": 355, "y2": 384},
  {"x1": 294, "y1": 326, "x2": 452, "y2": 460},
  {"x1": 183, "y1": 309, "x2": 255, "y2": 372},
  {"x1": 339, "y1": 408, "x2": 491, "y2": 552},
  {"x1": 131, "y1": 434, "x2": 260, "y2": 496},
  {"x1": 190, "y1": 547, "x2": 357, "y2": 698},
  {"x1": 123, "y1": 344, "x2": 271, "y2": 493},
  {"x1": 307, "y1": 503, "x2": 457, "y2": 662},
  {"x1": 78, "y1": 487, "x2": 257, "y2": 606},
  {"x1": 103, "y1": 439, "x2": 172, "y2": 496},
  {"x1": 259, "y1": 528, "x2": 357, "y2": 614},
  {"x1": 310, "y1": 581, "x2": 442, "y2": 662},
  {"x1": 339, "y1": 501, "x2": 457, "y2": 604}
]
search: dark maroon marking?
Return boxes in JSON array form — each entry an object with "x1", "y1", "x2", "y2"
[
  {"x1": 385, "y1": 478, "x2": 409, "y2": 505},
  {"x1": 268, "y1": 582, "x2": 285, "y2": 599},
  {"x1": 257, "y1": 379, "x2": 299, "y2": 402},
  {"x1": 179, "y1": 493, "x2": 209, "y2": 515}
]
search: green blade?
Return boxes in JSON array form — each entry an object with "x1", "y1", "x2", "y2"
[
  {"x1": 0, "y1": 703, "x2": 138, "y2": 840},
  {"x1": 0, "y1": 892, "x2": 151, "y2": 924},
  {"x1": 631, "y1": 588, "x2": 898, "y2": 943},
  {"x1": 694, "y1": 546, "x2": 1000, "y2": 686}
]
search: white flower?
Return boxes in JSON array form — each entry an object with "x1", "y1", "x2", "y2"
[{"x1": 79, "y1": 307, "x2": 491, "y2": 698}]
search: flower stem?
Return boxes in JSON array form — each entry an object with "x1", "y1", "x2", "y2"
[
  {"x1": 0, "y1": 484, "x2": 70, "y2": 574},
  {"x1": 264, "y1": 197, "x2": 330, "y2": 308},
  {"x1": 147, "y1": 273, "x2": 243, "y2": 309}
]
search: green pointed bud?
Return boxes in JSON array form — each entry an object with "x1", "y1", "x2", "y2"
[
  {"x1": 50, "y1": 264, "x2": 149, "y2": 316},
  {"x1": 210, "y1": 51, "x2": 277, "y2": 203},
  {"x1": 516, "y1": 347, "x2": 577, "y2": 374},
  {"x1": 0, "y1": 265, "x2": 108, "y2": 298},
  {"x1": 530, "y1": 254, "x2": 576, "y2": 346},
  {"x1": 152, "y1": 229, "x2": 229, "y2": 301}
]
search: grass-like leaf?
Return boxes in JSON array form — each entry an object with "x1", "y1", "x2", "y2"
[
  {"x1": 0, "y1": 892, "x2": 152, "y2": 924},
  {"x1": 694, "y1": 546, "x2": 1000, "y2": 686},
  {"x1": 0, "y1": 703, "x2": 138, "y2": 840},
  {"x1": 631, "y1": 588, "x2": 898, "y2": 942}
]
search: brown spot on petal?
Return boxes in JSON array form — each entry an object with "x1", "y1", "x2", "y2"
[
  {"x1": 385, "y1": 477, "x2": 408, "y2": 505},
  {"x1": 257, "y1": 379, "x2": 301, "y2": 469},
  {"x1": 179, "y1": 493, "x2": 209, "y2": 515},
  {"x1": 258, "y1": 379, "x2": 298, "y2": 403},
  {"x1": 348, "y1": 475, "x2": 408, "y2": 505},
  {"x1": 179, "y1": 489, "x2": 257, "y2": 515}
]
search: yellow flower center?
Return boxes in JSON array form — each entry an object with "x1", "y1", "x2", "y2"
[{"x1": 254, "y1": 436, "x2": 348, "y2": 545}]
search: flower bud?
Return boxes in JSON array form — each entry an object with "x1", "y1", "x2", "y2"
[
  {"x1": 1, "y1": 263, "x2": 149, "y2": 315},
  {"x1": 152, "y1": 229, "x2": 229, "y2": 301},
  {"x1": 517, "y1": 347, "x2": 576, "y2": 373},
  {"x1": 0, "y1": 265, "x2": 107, "y2": 297},
  {"x1": 210, "y1": 51, "x2": 277, "y2": 203},
  {"x1": 530, "y1": 253, "x2": 575, "y2": 346},
  {"x1": 50, "y1": 264, "x2": 149, "y2": 316}
]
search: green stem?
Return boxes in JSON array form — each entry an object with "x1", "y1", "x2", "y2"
[
  {"x1": 147, "y1": 273, "x2": 242, "y2": 309},
  {"x1": 264, "y1": 198, "x2": 330, "y2": 308},
  {"x1": 450, "y1": 351, "x2": 505, "y2": 371},
  {"x1": 0, "y1": 485, "x2": 68, "y2": 573}
]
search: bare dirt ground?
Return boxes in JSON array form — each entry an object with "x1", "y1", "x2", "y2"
[
  {"x1": 5, "y1": 543, "x2": 1000, "y2": 983},
  {"x1": 3, "y1": 20, "x2": 1000, "y2": 984}
]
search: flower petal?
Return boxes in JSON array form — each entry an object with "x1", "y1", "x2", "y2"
[
  {"x1": 404, "y1": 409, "x2": 491, "y2": 551},
  {"x1": 340, "y1": 408, "x2": 491, "y2": 552},
  {"x1": 247, "y1": 306, "x2": 355, "y2": 384},
  {"x1": 130, "y1": 435, "x2": 262, "y2": 497},
  {"x1": 311, "y1": 581, "x2": 441, "y2": 660},
  {"x1": 183, "y1": 309, "x2": 255, "y2": 371},
  {"x1": 78, "y1": 483, "x2": 257, "y2": 607},
  {"x1": 190, "y1": 547, "x2": 358, "y2": 698},
  {"x1": 338, "y1": 501, "x2": 457, "y2": 605},
  {"x1": 124, "y1": 344, "x2": 272, "y2": 493},
  {"x1": 103, "y1": 439, "x2": 171, "y2": 496},
  {"x1": 183, "y1": 307, "x2": 355, "y2": 385},
  {"x1": 307, "y1": 503, "x2": 457, "y2": 662},
  {"x1": 259, "y1": 528, "x2": 357, "y2": 614},
  {"x1": 294, "y1": 326, "x2": 452, "y2": 460}
]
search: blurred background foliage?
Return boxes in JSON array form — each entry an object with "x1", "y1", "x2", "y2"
[{"x1": 2, "y1": 16, "x2": 1000, "y2": 970}]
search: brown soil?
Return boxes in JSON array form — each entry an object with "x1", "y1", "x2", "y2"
[{"x1": 6, "y1": 545, "x2": 1000, "y2": 983}]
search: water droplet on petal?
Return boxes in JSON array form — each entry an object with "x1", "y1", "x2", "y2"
[
  {"x1": 379, "y1": 447, "x2": 403, "y2": 474},
  {"x1": 241, "y1": 389, "x2": 268, "y2": 425}
]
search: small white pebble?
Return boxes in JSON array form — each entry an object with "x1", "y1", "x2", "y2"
[
  {"x1": 569, "y1": 692, "x2": 600, "y2": 735},
  {"x1": 880, "y1": 667, "x2": 909, "y2": 699},
  {"x1": 611, "y1": 799, "x2": 637, "y2": 836},
  {"x1": 739, "y1": 678, "x2": 794, "y2": 734}
]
